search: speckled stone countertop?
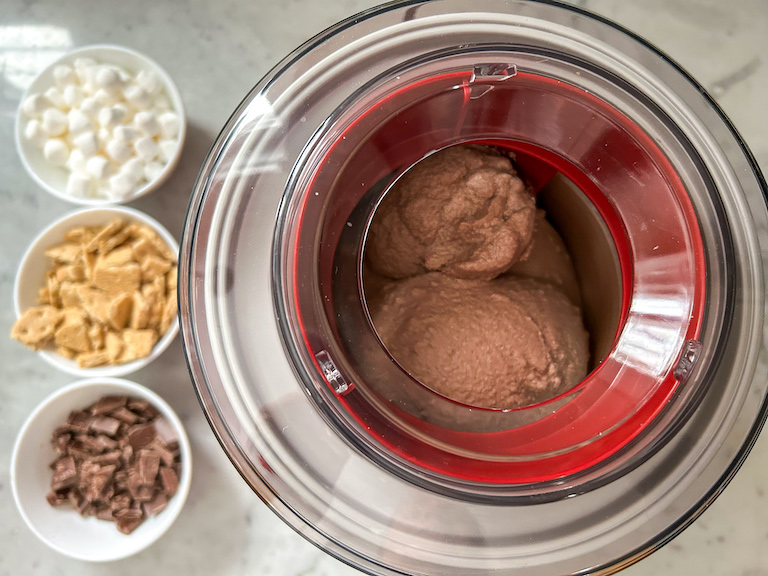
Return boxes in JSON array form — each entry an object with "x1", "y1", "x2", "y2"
[{"x1": 1, "y1": 1, "x2": 766, "y2": 575}]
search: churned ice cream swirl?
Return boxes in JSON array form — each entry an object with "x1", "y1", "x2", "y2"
[{"x1": 367, "y1": 145, "x2": 536, "y2": 281}]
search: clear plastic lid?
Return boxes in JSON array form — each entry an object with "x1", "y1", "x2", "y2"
[{"x1": 180, "y1": 1, "x2": 768, "y2": 574}]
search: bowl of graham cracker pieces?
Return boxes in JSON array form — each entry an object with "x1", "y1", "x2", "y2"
[{"x1": 11, "y1": 206, "x2": 179, "y2": 377}]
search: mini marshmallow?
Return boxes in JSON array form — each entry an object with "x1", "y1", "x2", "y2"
[
  {"x1": 72, "y1": 131, "x2": 99, "y2": 157},
  {"x1": 153, "y1": 95, "x2": 171, "y2": 111},
  {"x1": 97, "y1": 127, "x2": 112, "y2": 149},
  {"x1": 143, "y1": 161, "x2": 164, "y2": 182},
  {"x1": 123, "y1": 85, "x2": 152, "y2": 110},
  {"x1": 93, "y1": 88, "x2": 118, "y2": 107},
  {"x1": 108, "y1": 173, "x2": 136, "y2": 199},
  {"x1": 98, "y1": 105, "x2": 127, "y2": 128},
  {"x1": 134, "y1": 136, "x2": 159, "y2": 162},
  {"x1": 157, "y1": 139, "x2": 177, "y2": 163},
  {"x1": 115, "y1": 67, "x2": 132, "y2": 83},
  {"x1": 53, "y1": 64, "x2": 75, "y2": 86},
  {"x1": 84, "y1": 65, "x2": 99, "y2": 88},
  {"x1": 44, "y1": 87, "x2": 67, "y2": 110},
  {"x1": 73, "y1": 57, "x2": 96, "y2": 73},
  {"x1": 24, "y1": 120, "x2": 47, "y2": 147},
  {"x1": 79, "y1": 97, "x2": 99, "y2": 117},
  {"x1": 41, "y1": 108, "x2": 68, "y2": 136},
  {"x1": 85, "y1": 154, "x2": 111, "y2": 180},
  {"x1": 67, "y1": 108, "x2": 92, "y2": 135},
  {"x1": 113, "y1": 125, "x2": 138, "y2": 143},
  {"x1": 62, "y1": 84, "x2": 84, "y2": 109},
  {"x1": 95, "y1": 66, "x2": 122, "y2": 93},
  {"x1": 21, "y1": 94, "x2": 50, "y2": 117},
  {"x1": 120, "y1": 158, "x2": 145, "y2": 183},
  {"x1": 67, "y1": 149, "x2": 87, "y2": 175},
  {"x1": 133, "y1": 110, "x2": 160, "y2": 137},
  {"x1": 136, "y1": 69, "x2": 162, "y2": 95},
  {"x1": 66, "y1": 173, "x2": 92, "y2": 198},
  {"x1": 157, "y1": 111, "x2": 179, "y2": 139},
  {"x1": 43, "y1": 138, "x2": 70, "y2": 166},
  {"x1": 105, "y1": 139, "x2": 132, "y2": 164}
]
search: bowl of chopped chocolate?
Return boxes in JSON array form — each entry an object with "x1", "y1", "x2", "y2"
[
  {"x1": 11, "y1": 205, "x2": 179, "y2": 377},
  {"x1": 10, "y1": 377, "x2": 191, "y2": 561}
]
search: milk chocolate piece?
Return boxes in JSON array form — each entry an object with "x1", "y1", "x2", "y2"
[
  {"x1": 90, "y1": 395, "x2": 128, "y2": 415},
  {"x1": 138, "y1": 451, "x2": 160, "y2": 486},
  {"x1": 51, "y1": 456, "x2": 78, "y2": 491},
  {"x1": 153, "y1": 416, "x2": 178, "y2": 446},
  {"x1": 89, "y1": 416, "x2": 121, "y2": 437},
  {"x1": 142, "y1": 492, "x2": 168, "y2": 517},
  {"x1": 159, "y1": 467, "x2": 178, "y2": 497},
  {"x1": 127, "y1": 423, "x2": 156, "y2": 451}
]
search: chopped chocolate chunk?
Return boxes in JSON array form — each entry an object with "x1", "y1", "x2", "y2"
[
  {"x1": 127, "y1": 423, "x2": 156, "y2": 451},
  {"x1": 111, "y1": 493, "x2": 132, "y2": 512},
  {"x1": 94, "y1": 434, "x2": 118, "y2": 451},
  {"x1": 152, "y1": 416, "x2": 178, "y2": 446},
  {"x1": 134, "y1": 485, "x2": 155, "y2": 502},
  {"x1": 159, "y1": 467, "x2": 179, "y2": 497},
  {"x1": 51, "y1": 456, "x2": 78, "y2": 491},
  {"x1": 90, "y1": 450, "x2": 123, "y2": 467},
  {"x1": 111, "y1": 406, "x2": 140, "y2": 425},
  {"x1": 127, "y1": 399, "x2": 159, "y2": 421},
  {"x1": 65, "y1": 411, "x2": 92, "y2": 433},
  {"x1": 89, "y1": 416, "x2": 121, "y2": 437},
  {"x1": 142, "y1": 492, "x2": 168, "y2": 517},
  {"x1": 150, "y1": 442, "x2": 176, "y2": 467},
  {"x1": 137, "y1": 451, "x2": 160, "y2": 486},
  {"x1": 46, "y1": 490, "x2": 69, "y2": 506},
  {"x1": 89, "y1": 395, "x2": 128, "y2": 415},
  {"x1": 45, "y1": 394, "x2": 183, "y2": 535}
]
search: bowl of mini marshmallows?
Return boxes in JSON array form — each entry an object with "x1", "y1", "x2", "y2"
[{"x1": 15, "y1": 45, "x2": 185, "y2": 205}]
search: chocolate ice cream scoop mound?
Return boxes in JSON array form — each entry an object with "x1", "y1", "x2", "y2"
[
  {"x1": 372, "y1": 273, "x2": 589, "y2": 409},
  {"x1": 367, "y1": 145, "x2": 535, "y2": 280}
]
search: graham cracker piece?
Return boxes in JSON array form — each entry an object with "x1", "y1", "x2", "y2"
[
  {"x1": 159, "y1": 295, "x2": 178, "y2": 335},
  {"x1": 88, "y1": 324, "x2": 104, "y2": 351},
  {"x1": 130, "y1": 292, "x2": 151, "y2": 330},
  {"x1": 92, "y1": 263, "x2": 141, "y2": 296},
  {"x1": 165, "y1": 267, "x2": 177, "y2": 298},
  {"x1": 45, "y1": 242, "x2": 82, "y2": 264},
  {"x1": 54, "y1": 323, "x2": 91, "y2": 353},
  {"x1": 82, "y1": 248, "x2": 97, "y2": 279},
  {"x1": 140, "y1": 254, "x2": 172, "y2": 282},
  {"x1": 64, "y1": 226, "x2": 101, "y2": 244},
  {"x1": 76, "y1": 350, "x2": 110, "y2": 368},
  {"x1": 11, "y1": 306, "x2": 64, "y2": 350},
  {"x1": 100, "y1": 246, "x2": 134, "y2": 267},
  {"x1": 135, "y1": 226, "x2": 176, "y2": 262},
  {"x1": 131, "y1": 237, "x2": 160, "y2": 264},
  {"x1": 59, "y1": 281, "x2": 82, "y2": 308},
  {"x1": 38, "y1": 286, "x2": 51, "y2": 306},
  {"x1": 100, "y1": 227, "x2": 132, "y2": 254},
  {"x1": 105, "y1": 331, "x2": 124, "y2": 362},
  {"x1": 55, "y1": 263, "x2": 86, "y2": 283},
  {"x1": 120, "y1": 329, "x2": 158, "y2": 362},
  {"x1": 56, "y1": 346, "x2": 76, "y2": 359},
  {"x1": 78, "y1": 286, "x2": 112, "y2": 324},
  {"x1": 85, "y1": 219, "x2": 125, "y2": 253},
  {"x1": 47, "y1": 272, "x2": 61, "y2": 308},
  {"x1": 109, "y1": 294, "x2": 133, "y2": 331}
]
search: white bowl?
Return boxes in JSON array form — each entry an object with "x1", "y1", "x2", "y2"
[
  {"x1": 13, "y1": 205, "x2": 179, "y2": 377},
  {"x1": 15, "y1": 44, "x2": 186, "y2": 205},
  {"x1": 10, "y1": 377, "x2": 192, "y2": 562}
]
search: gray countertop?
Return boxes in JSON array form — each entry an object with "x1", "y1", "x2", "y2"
[{"x1": 1, "y1": 1, "x2": 766, "y2": 574}]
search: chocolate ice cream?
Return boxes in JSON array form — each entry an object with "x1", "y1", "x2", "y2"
[
  {"x1": 372, "y1": 273, "x2": 588, "y2": 409},
  {"x1": 367, "y1": 145, "x2": 535, "y2": 280}
]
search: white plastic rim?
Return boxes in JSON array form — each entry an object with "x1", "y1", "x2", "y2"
[
  {"x1": 10, "y1": 377, "x2": 192, "y2": 562},
  {"x1": 15, "y1": 44, "x2": 186, "y2": 206},
  {"x1": 13, "y1": 205, "x2": 180, "y2": 377}
]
